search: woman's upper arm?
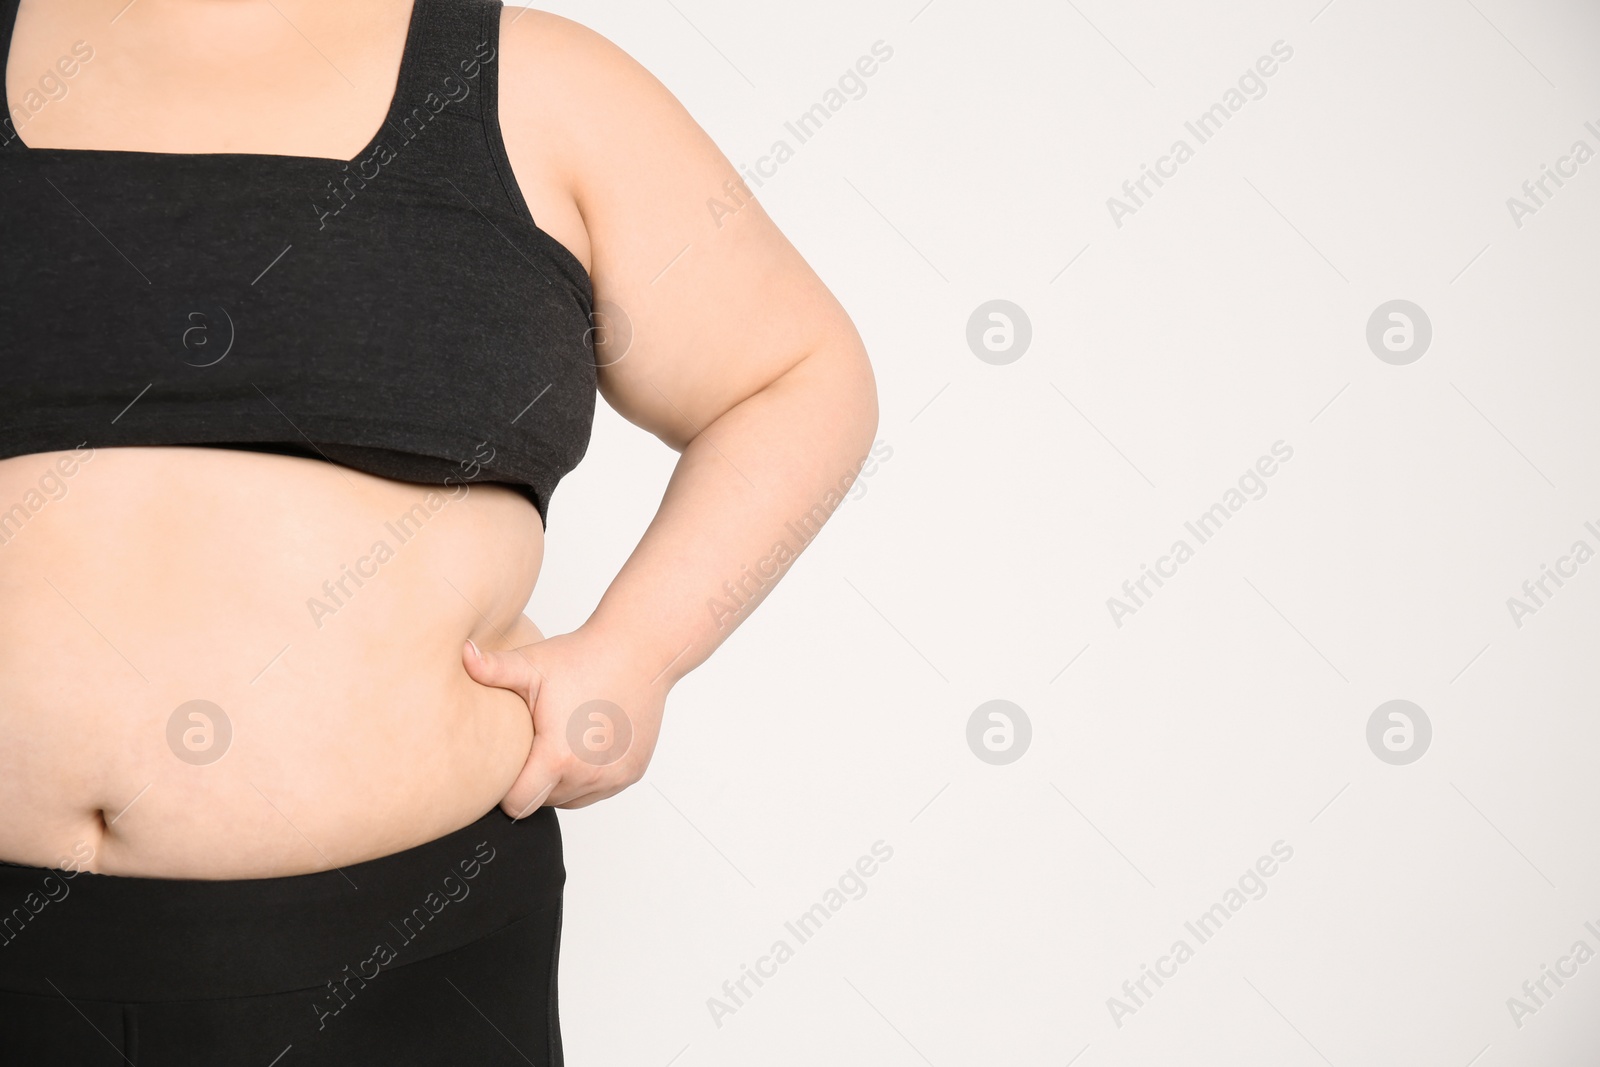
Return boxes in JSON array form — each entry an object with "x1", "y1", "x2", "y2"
[{"x1": 497, "y1": 11, "x2": 871, "y2": 450}]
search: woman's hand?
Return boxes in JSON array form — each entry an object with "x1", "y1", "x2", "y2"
[{"x1": 463, "y1": 626, "x2": 668, "y2": 817}]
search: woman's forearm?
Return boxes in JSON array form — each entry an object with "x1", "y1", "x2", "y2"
[{"x1": 580, "y1": 337, "x2": 879, "y2": 690}]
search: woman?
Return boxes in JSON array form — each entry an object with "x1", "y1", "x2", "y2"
[{"x1": 0, "y1": 0, "x2": 877, "y2": 1061}]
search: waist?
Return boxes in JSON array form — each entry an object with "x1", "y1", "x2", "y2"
[
  {"x1": 0, "y1": 446, "x2": 543, "y2": 878},
  {"x1": 0, "y1": 805, "x2": 563, "y2": 1002}
]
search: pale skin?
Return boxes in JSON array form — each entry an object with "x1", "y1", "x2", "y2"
[{"x1": 0, "y1": 0, "x2": 875, "y2": 876}]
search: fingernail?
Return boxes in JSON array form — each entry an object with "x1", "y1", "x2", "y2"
[{"x1": 467, "y1": 639, "x2": 481, "y2": 660}]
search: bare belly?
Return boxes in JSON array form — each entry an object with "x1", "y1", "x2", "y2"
[{"x1": 0, "y1": 446, "x2": 541, "y2": 879}]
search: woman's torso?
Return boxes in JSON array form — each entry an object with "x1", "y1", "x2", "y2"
[{"x1": 0, "y1": 0, "x2": 591, "y2": 878}]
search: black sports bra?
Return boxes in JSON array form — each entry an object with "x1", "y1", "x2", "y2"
[{"x1": 0, "y1": 0, "x2": 596, "y2": 526}]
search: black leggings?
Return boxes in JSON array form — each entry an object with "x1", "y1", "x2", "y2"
[{"x1": 0, "y1": 805, "x2": 565, "y2": 1066}]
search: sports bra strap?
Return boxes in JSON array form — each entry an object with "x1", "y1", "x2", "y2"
[{"x1": 384, "y1": 0, "x2": 504, "y2": 138}]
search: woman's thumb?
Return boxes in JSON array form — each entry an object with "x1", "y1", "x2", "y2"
[{"x1": 463, "y1": 639, "x2": 543, "y2": 699}]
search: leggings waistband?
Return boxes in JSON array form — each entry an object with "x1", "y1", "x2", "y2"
[{"x1": 0, "y1": 805, "x2": 563, "y2": 1002}]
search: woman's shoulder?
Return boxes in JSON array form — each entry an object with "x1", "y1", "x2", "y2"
[
  {"x1": 492, "y1": 6, "x2": 714, "y2": 279},
  {"x1": 495, "y1": 7, "x2": 690, "y2": 147}
]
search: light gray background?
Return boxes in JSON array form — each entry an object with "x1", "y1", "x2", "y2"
[{"x1": 521, "y1": 0, "x2": 1600, "y2": 1063}]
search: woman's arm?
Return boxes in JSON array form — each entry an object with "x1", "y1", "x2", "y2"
[{"x1": 466, "y1": 12, "x2": 879, "y2": 815}]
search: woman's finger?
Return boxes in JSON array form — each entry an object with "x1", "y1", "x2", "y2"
[
  {"x1": 554, "y1": 787, "x2": 619, "y2": 810},
  {"x1": 498, "y1": 728, "x2": 568, "y2": 819}
]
